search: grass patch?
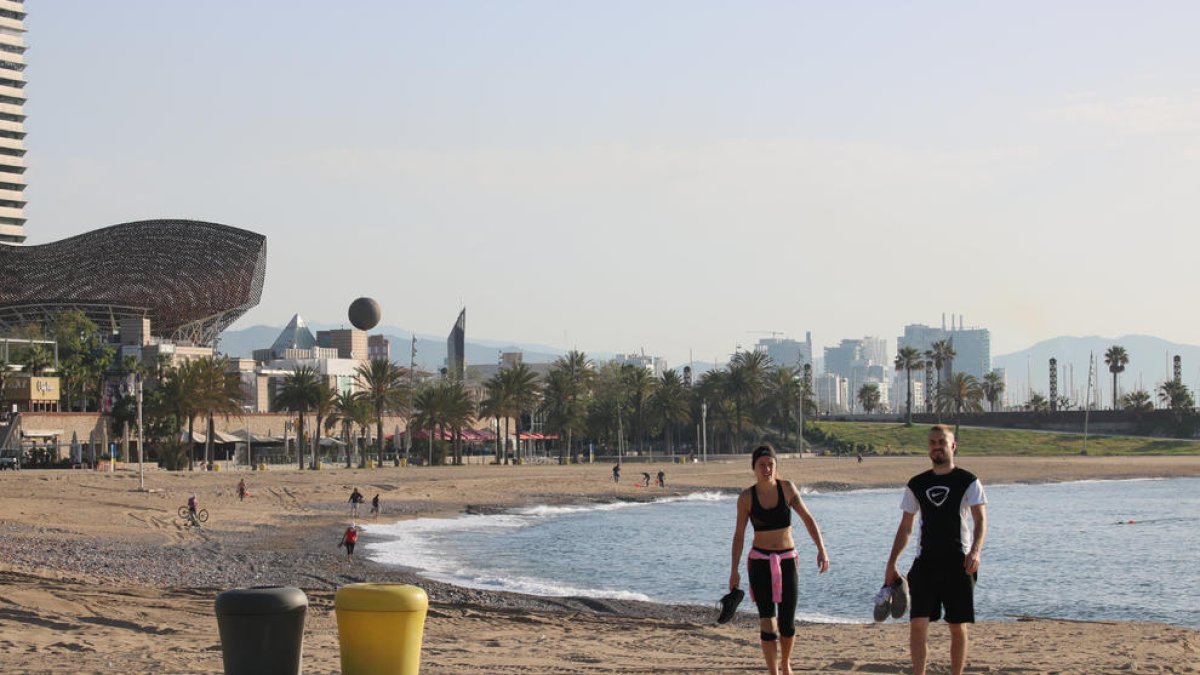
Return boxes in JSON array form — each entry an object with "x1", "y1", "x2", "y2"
[{"x1": 810, "y1": 422, "x2": 1200, "y2": 456}]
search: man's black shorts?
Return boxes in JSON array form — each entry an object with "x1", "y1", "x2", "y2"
[{"x1": 908, "y1": 554, "x2": 976, "y2": 623}]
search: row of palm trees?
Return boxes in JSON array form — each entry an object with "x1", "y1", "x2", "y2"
[{"x1": 893, "y1": 343, "x2": 1007, "y2": 426}]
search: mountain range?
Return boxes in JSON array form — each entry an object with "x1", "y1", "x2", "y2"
[{"x1": 993, "y1": 334, "x2": 1200, "y2": 406}]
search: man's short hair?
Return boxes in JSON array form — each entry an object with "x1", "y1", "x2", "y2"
[{"x1": 929, "y1": 424, "x2": 954, "y2": 438}]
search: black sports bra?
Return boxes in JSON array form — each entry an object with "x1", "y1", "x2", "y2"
[{"x1": 750, "y1": 481, "x2": 791, "y2": 532}]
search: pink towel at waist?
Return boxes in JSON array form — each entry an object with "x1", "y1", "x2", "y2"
[{"x1": 747, "y1": 548, "x2": 798, "y2": 604}]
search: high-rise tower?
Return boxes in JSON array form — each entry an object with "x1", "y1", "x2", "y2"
[{"x1": 0, "y1": 0, "x2": 25, "y2": 246}]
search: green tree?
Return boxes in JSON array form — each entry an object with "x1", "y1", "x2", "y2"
[
  {"x1": 411, "y1": 381, "x2": 475, "y2": 465},
  {"x1": 894, "y1": 347, "x2": 924, "y2": 426},
  {"x1": 499, "y1": 363, "x2": 542, "y2": 463},
  {"x1": 480, "y1": 373, "x2": 509, "y2": 464},
  {"x1": 541, "y1": 351, "x2": 593, "y2": 464},
  {"x1": 312, "y1": 382, "x2": 337, "y2": 466},
  {"x1": 1026, "y1": 392, "x2": 1050, "y2": 413},
  {"x1": 328, "y1": 391, "x2": 370, "y2": 467},
  {"x1": 275, "y1": 365, "x2": 321, "y2": 470},
  {"x1": 1121, "y1": 389, "x2": 1154, "y2": 412},
  {"x1": 158, "y1": 360, "x2": 202, "y2": 470},
  {"x1": 1157, "y1": 379, "x2": 1194, "y2": 412},
  {"x1": 857, "y1": 383, "x2": 882, "y2": 415},
  {"x1": 725, "y1": 350, "x2": 772, "y2": 451},
  {"x1": 649, "y1": 369, "x2": 690, "y2": 457},
  {"x1": 620, "y1": 364, "x2": 656, "y2": 456},
  {"x1": 981, "y1": 370, "x2": 1005, "y2": 412},
  {"x1": 936, "y1": 372, "x2": 984, "y2": 434},
  {"x1": 354, "y1": 359, "x2": 410, "y2": 466},
  {"x1": 1104, "y1": 345, "x2": 1129, "y2": 410},
  {"x1": 765, "y1": 367, "x2": 802, "y2": 448},
  {"x1": 192, "y1": 357, "x2": 244, "y2": 469}
]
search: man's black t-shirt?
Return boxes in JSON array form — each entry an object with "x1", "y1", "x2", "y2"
[{"x1": 902, "y1": 467, "x2": 985, "y2": 560}]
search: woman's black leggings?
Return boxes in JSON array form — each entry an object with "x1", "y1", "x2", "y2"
[{"x1": 747, "y1": 549, "x2": 798, "y2": 640}]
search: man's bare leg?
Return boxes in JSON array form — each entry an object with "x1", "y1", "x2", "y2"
[
  {"x1": 910, "y1": 617, "x2": 930, "y2": 675},
  {"x1": 949, "y1": 622, "x2": 969, "y2": 675}
]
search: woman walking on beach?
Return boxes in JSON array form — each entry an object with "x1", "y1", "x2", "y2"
[{"x1": 730, "y1": 443, "x2": 830, "y2": 675}]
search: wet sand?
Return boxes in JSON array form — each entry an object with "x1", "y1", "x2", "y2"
[{"x1": 0, "y1": 455, "x2": 1197, "y2": 673}]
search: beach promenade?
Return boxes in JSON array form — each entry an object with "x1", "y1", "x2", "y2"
[{"x1": 1, "y1": 456, "x2": 1198, "y2": 673}]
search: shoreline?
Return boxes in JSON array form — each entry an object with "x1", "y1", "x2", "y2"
[{"x1": 1, "y1": 456, "x2": 1198, "y2": 672}]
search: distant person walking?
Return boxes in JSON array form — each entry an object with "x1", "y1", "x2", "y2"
[
  {"x1": 612, "y1": 463, "x2": 621, "y2": 483},
  {"x1": 339, "y1": 524, "x2": 361, "y2": 562},
  {"x1": 883, "y1": 424, "x2": 988, "y2": 675},
  {"x1": 237, "y1": 478, "x2": 248, "y2": 501},
  {"x1": 656, "y1": 469, "x2": 666, "y2": 488},
  {"x1": 730, "y1": 444, "x2": 830, "y2": 675},
  {"x1": 641, "y1": 471, "x2": 652, "y2": 487},
  {"x1": 370, "y1": 493, "x2": 381, "y2": 518},
  {"x1": 349, "y1": 488, "x2": 365, "y2": 516}
]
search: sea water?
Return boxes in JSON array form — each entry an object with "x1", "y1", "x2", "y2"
[{"x1": 364, "y1": 477, "x2": 1200, "y2": 628}]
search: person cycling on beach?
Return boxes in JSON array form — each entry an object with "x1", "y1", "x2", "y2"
[
  {"x1": 186, "y1": 493, "x2": 201, "y2": 527},
  {"x1": 730, "y1": 443, "x2": 830, "y2": 675}
]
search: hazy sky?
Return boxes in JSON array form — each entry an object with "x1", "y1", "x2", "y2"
[{"x1": 23, "y1": 2, "x2": 1200, "y2": 366}]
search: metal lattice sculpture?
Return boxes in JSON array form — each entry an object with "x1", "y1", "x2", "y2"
[{"x1": 0, "y1": 219, "x2": 266, "y2": 346}]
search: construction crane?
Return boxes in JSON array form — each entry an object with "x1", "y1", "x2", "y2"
[{"x1": 748, "y1": 330, "x2": 786, "y2": 339}]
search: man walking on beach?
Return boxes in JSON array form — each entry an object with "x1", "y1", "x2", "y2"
[{"x1": 884, "y1": 424, "x2": 987, "y2": 675}]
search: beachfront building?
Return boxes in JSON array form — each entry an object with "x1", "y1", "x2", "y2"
[
  {"x1": 0, "y1": 220, "x2": 267, "y2": 346},
  {"x1": 814, "y1": 372, "x2": 849, "y2": 414},
  {"x1": 0, "y1": 1, "x2": 26, "y2": 246},
  {"x1": 754, "y1": 333, "x2": 814, "y2": 368}
]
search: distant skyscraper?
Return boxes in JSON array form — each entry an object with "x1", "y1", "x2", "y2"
[
  {"x1": 824, "y1": 339, "x2": 863, "y2": 378},
  {"x1": 446, "y1": 308, "x2": 465, "y2": 380},
  {"x1": 897, "y1": 319, "x2": 992, "y2": 379},
  {"x1": 755, "y1": 332, "x2": 814, "y2": 368},
  {"x1": 0, "y1": 2, "x2": 26, "y2": 246}
]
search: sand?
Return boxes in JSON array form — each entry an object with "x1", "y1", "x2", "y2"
[{"x1": 0, "y1": 454, "x2": 1198, "y2": 674}]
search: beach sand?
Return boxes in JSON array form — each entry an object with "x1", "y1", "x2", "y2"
[{"x1": 1, "y1": 454, "x2": 1198, "y2": 673}]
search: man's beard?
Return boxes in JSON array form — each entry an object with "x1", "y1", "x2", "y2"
[{"x1": 931, "y1": 451, "x2": 950, "y2": 466}]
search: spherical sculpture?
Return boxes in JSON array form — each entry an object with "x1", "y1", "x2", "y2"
[{"x1": 348, "y1": 297, "x2": 381, "y2": 331}]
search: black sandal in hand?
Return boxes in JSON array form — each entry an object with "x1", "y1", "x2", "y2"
[{"x1": 716, "y1": 588, "x2": 745, "y2": 624}]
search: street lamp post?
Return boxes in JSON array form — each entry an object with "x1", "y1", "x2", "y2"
[
  {"x1": 136, "y1": 374, "x2": 145, "y2": 491},
  {"x1": 700, "y1": 401, "x2": 708, "y2": 463}
]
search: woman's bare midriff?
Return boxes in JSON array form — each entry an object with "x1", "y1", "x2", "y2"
[{"x1": 752, "y1": 527, "x2": 795, "y2": 551}]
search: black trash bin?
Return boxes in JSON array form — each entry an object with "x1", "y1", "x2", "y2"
[{"x1": 214, "y1": 586, "x2": 308, "y2": 675}]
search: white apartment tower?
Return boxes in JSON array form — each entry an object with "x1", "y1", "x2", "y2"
[{"x1": 0, "y1": 1, "x2": 25, "y2": 245}]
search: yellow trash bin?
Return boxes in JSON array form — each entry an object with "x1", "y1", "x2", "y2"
[
  {"x1": 335, "y1": 583, "x2": 428, "y2": 675},
  {"x1": 366, "y1": 459, "x2": 376, "y2": 469}
]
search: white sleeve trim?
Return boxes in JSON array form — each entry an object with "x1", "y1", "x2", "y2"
[
  {"x1": 900, "y1": 487, "x2": 919, "y2": 514},
  {"x1": 965, "y1": 479, "x2": 987, "y2": 506}
]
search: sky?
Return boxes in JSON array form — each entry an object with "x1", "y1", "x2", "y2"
[{"x1": 21, "y1": 1, "x2": 1200, "y2": 367}]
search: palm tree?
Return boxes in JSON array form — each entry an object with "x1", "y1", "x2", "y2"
[
  {"x1": 1026, "y1": 392, "x2": 1050, "y2": 413},
  {"x1": 499, "y1": 363, "x2": 542, "y2": 463},
  {"x1": 894, "y1": 347, "x2": 924, "y2": 426},
  {"x1": 354, "y1": 359, "x2": 410, "y2": 466},
  {"x1": 192, "y1": 357, "x2": 245, "y2": 469},
  {"x1": 411, "y1": 381, "x2": 476, "y2": 465},
  {"x1": 1104, "y1": 346, "x2": 1129, "y2": 410},
  {"x1": 312, "y1": 382, "x2": 337, "y2": 466},
  {"x1": 765, "y1": 367, "x2": 802, "y2": 448},
  {"x1": 158, "y1": 360, "x2": 201, "y2": 470},
  {"x1": 1157, "y1": 379, "x2": 1194, "y2": 413},
  {"x1": 725, "y1": 350, "x2": 772, "y2": 451},
  {"x1": 936, "y1": 373, "x2": 984, "y2": 434},
  {"x1": 857, "y1": 383, "x2": 881, "y2": 415},
  {"x1": 1121, "y1": 389, "x2": 1154, "y2": 412},
  {"x1": 275, "y1": 366, "x2": 321, "y2": 470},
  {"x1": 981, "y1": 371, "x2": 1005, "y2": 412},
  {"x1": 649, "y1": 369, "x2": 691, "y2": 458},
  {"x1": 480, "y1": 374, "x2": 509, "y2": 464},
  {"x1": 620, "y1": 364, "x2": 656, "y2": 457},
  {"x1": 541, "y1": 351, "x2": 593, "y2": 464},
  {"x1": 327, "y1": 391, "x2": 360, "y2": 467}
]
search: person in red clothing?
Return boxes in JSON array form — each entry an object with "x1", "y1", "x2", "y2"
[{"x1": 340, "y1": 524, "x2": 362, "y2": 562}]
